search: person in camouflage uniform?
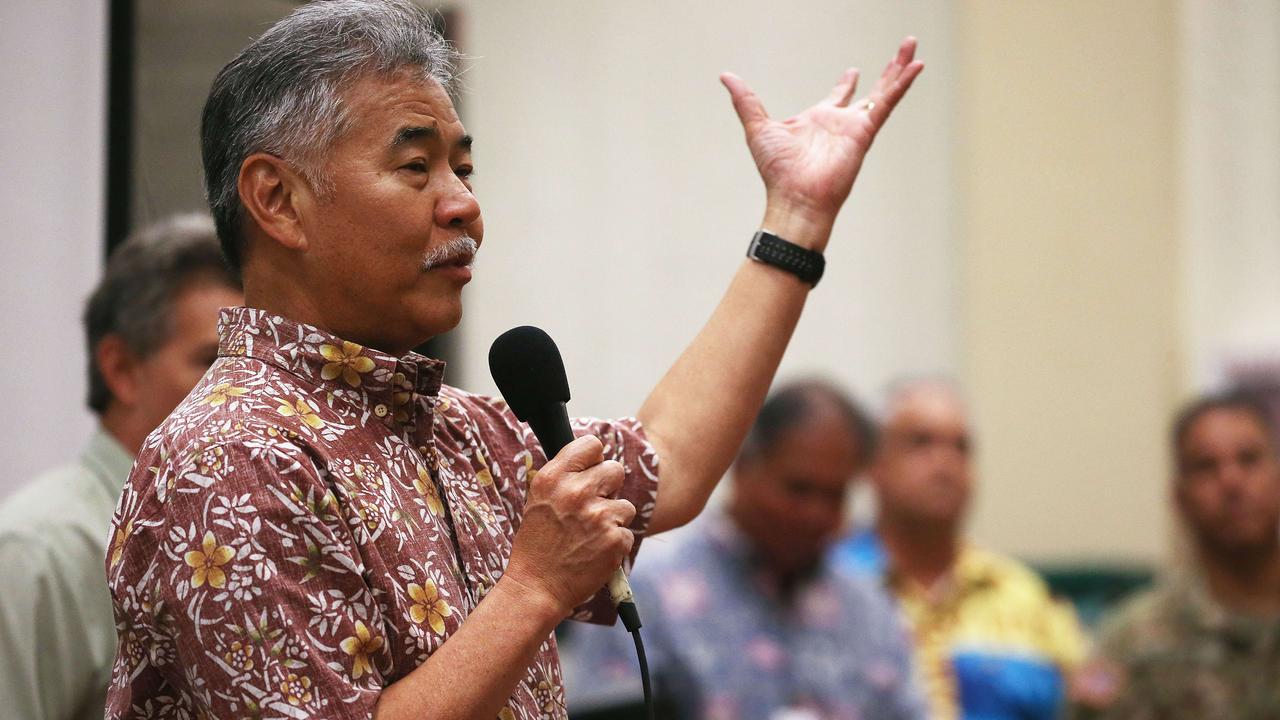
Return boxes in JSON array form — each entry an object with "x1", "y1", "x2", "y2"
[{"x1": 1072, "y1": 390, "x2": 1280, "y2": 720}]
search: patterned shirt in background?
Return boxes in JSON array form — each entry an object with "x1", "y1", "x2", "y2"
[
  {"x1": 833, "y1": 529, "x2": 1086, "y2": 720},
  {"x1": 1071, "y1": 575, "x2": 1280, "y2": 720},
  {"x1": 105, "y1": 307, "x2": 660, "y2": 720},
  {"x1": 562, "y1": 511, "x2": 928, "y2": 720}
]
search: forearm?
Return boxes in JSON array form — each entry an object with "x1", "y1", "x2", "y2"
[
  {"x1": 374, "y1": 576, "x2": 564, "y2": 720},
  {"x1": 639, "y1": 203, "x2": 833, "y2": 534}
]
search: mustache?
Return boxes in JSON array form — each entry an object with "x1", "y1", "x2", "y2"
[{"x1": 422, "y1": 235, "x2": 478, "y2": 271}]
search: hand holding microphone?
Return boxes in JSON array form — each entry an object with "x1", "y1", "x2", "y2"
[
  {"x1": 489, "y1": 326, "x2": 643, "y2": 632},
  {"x1": 504, "y1": 435, "x2": 637, "y2": 614}
]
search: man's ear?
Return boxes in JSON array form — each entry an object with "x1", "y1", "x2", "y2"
[
  {"x1": 237, "y1": 153, "x2": 312, "y2": 253},
  {"x1": 96, "y1": 334, "x2": 140, "y2": 409}
]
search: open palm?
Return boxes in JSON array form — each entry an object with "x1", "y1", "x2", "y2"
[{"x1": 723, "y1": 37, "x2": 924, "y2": 218}]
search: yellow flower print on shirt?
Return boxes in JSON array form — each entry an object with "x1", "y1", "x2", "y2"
[
  {"x1": 535, "y1": 678, "x2": 563, "y2": 715},
  {"x1": 408, "y1": 580, "x2": 452, "y2": 634},
  {"x1": 280, "y1": 672, "x2": 313, "y2": 705},
  {"x1": 475, "y1": 453, "x2": 495, "y2": 487},
  {"x1": 110, "y1": 519, "x2": 133, "y2": 567},
  {"x1": 319, "y1": 341, "x2": 375, "y2": 387},
  {"x1": 391, "y1": 371, "x2": 414, "y2": 423},
  {"x1": 204, "y1": 382, "x2": 248, "y2": 407},
  {"x1": 224, "y1": 640, "x2": 254, "y2": 672},
  {"x1": 414, "y1": 466, "x2": 444, "y2": 516},
  {"x1": 340, "y1": 620, "x2": 384, "y2": 679},
  {"x1": 184, "y1": 531, "x2": 235, "y2": 589},
  {"x1": 277, "y1": 397, "x2": 324, "y2": 428}
]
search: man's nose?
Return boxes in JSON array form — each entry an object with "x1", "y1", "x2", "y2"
[
  {"x1": 1218, "y1": 463, "x2": 1249, "y2": 494},
  {"x1": 436, "y1": 181, "x2": 481, "y2": 228}
]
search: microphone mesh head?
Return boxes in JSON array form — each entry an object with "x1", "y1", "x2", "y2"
[{"x1": 488, "y1": 325, "x2": 571, "y2": 421}]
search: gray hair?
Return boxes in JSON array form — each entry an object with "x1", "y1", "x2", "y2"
[
  {"x1": 877, "y1": 376, "x2": 967, "y2": 423},
  {"x1": 201, "y1": 0, "x2": 462, "y2": 273},
  {"x1": 84, "y1": 214, "x2": 241, "y2": 414}
]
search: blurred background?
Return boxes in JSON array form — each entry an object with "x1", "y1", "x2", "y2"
[{"x1": 1, "y1": 0, "x2": 1277, "y2": 582}]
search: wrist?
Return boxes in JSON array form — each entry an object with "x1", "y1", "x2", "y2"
[
  {"x1": 761, "y1": 198, "x2": 835, "y2": 251},
  {"x1": 494, "y1": 571, "x2": 570, "y2": 628}
]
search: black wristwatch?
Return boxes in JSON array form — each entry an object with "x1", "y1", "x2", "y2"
[{"x1": 746, "y1": 230, "x2": 825, "y2": 287}]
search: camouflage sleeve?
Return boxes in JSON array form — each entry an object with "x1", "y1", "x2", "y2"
[{"x1": 1065, "y1": 593, "x2": 1157, "y2": 720}]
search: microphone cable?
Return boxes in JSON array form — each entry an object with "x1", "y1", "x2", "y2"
[{"x1": 617, "y1": 600, "x2": 654, "y2": 720}]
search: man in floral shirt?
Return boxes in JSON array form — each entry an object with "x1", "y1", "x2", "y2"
[
  {"x1": 106, "y1": 1, "x2": 925, "y2": 718},
  {"x1": 564, "y1": 382, "x2": 927, "y2": 720}
]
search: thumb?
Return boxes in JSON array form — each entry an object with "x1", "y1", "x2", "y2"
[
  {"x1": 720, "y1": 72, "x2": 769, "y2": 133},
  {"x1": 544, "y1": 435, "x2": 605, "y2": 474}
]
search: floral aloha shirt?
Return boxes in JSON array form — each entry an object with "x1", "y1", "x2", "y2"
[{"x1": 105, "y1": 307, "x2": 660, "y2": 720}]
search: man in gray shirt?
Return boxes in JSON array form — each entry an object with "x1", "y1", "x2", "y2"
[{"x1": 0, "y1": 215, "x2": 242, "y2": 720}]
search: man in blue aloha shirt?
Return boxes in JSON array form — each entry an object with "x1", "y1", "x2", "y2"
[{"x1": 564, "y1": 381, "x2": 927, "y2": 720}]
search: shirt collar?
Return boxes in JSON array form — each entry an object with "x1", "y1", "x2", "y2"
[
  {"x1": 217, "y1": 306, "x2": 446, "y2": 427},
  {"x1": 82, "y1": 425, "x2": 134, "y2": 499},
  {"x1": 1179, "y1": 571, "x2": 1280, "y2": 641},
  {"x1": 885, "y1": 541, "x2": 995, "y2": 601}
]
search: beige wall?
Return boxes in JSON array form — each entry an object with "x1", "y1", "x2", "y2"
[
  {"x1": 6, "y1": 1, "x2": 1270, "y2": 566},
  {"x1": 454, "y1": 0, "x2": 960, "y2": 424},
  {"x1": 0, "y1": 0, "x2": 105, "y2": 497},
  {"x1": 1179, "y1": 0, "x2": 1280, "y2": 387},
  {"x1": 957, "y1": 1, "x2": 1182, "y2": 563}
]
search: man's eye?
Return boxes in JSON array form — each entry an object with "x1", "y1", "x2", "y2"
[
  {"x1": 455, "y1": 165, "x2": 475, "y2": 180},
  {"x1": 403, "y1": 161, "x2": 428, "y2": 173}
]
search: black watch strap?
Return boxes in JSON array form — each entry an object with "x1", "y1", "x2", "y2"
[{"x1": 746, "y1": 230, "x2": 825, "y2": 287}]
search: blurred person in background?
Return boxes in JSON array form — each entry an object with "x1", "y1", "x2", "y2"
[
  {"x1": 0, "y1": 214, "x2": 242, "y2": 720},
  {"x1": 1071, "y1": 390, "x2": 1280, "y2": 719},
  {"x1": 564, "y1": 380, "x2": 927, "y2": 720},
  {"x1": 832, "y1": 378, "x2": 1085, "y2": 720}
]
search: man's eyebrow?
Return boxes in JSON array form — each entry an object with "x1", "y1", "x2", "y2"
[
  {"x1": 390, "y1": 127, "x2": 473, "y2": 153},
  {"x1": 391, "y1": 125, "x2": 436, "y2": 148}
]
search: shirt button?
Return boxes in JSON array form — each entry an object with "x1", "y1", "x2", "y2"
[{"x1": 373, "y1": 403, "x2": 389, "y2": 417}]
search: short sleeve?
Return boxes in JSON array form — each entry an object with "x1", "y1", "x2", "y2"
[
  {"x1": 0, "y1": 532, "x2": 109, "y2": 720},
  {"x1": 106, "y1": 430, "x2": 391, "y2": 719},
  {"x1": 450, "y1": 391, "x2": 661, "y2": 627},
  {"x1": 569, "y1": 417, "x2": 660, "y2": 535},
  {"x1": 1042, "y1": 597, "x2": 1089, "y2": 670},
  {"x1": 566, "y1": 417, "x2": 660, "y2": 624}
]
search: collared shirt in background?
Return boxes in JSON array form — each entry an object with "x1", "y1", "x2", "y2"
[
  {"x1": 563, "y1": 511, "x2": 928, "y2": 720},
  {"x1": 1072, "y1": 575, "x2": 1280, "y2": 720},
  {"x1": 0, "y1": 428, "x2": 133, "y2": 720},
  {"x1": 106, "y1": 307, "x2": 660, "y2": 720},
  {"x1": 834, "y1": 529, "x2": 1086, "y2": 720}
]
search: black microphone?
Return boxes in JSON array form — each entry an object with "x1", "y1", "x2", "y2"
[
  {"x1": 488, "y1": 325, "x2": 642, "y2": 632},
  {"x1": 487, "y1": 325, "x2": 574, "y2": 457}
]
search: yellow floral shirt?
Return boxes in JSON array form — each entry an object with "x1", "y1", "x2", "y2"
[
  {"x1": 836, "y1": 533, "x2": 1085, "y2": 720},
  {"x1": 105, "y1": 307, "x2": 659, "y2": 720}
]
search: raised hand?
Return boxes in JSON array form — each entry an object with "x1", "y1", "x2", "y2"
[{"x1": 721, "y1": 37, "x2": 924, "y2": 248}]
